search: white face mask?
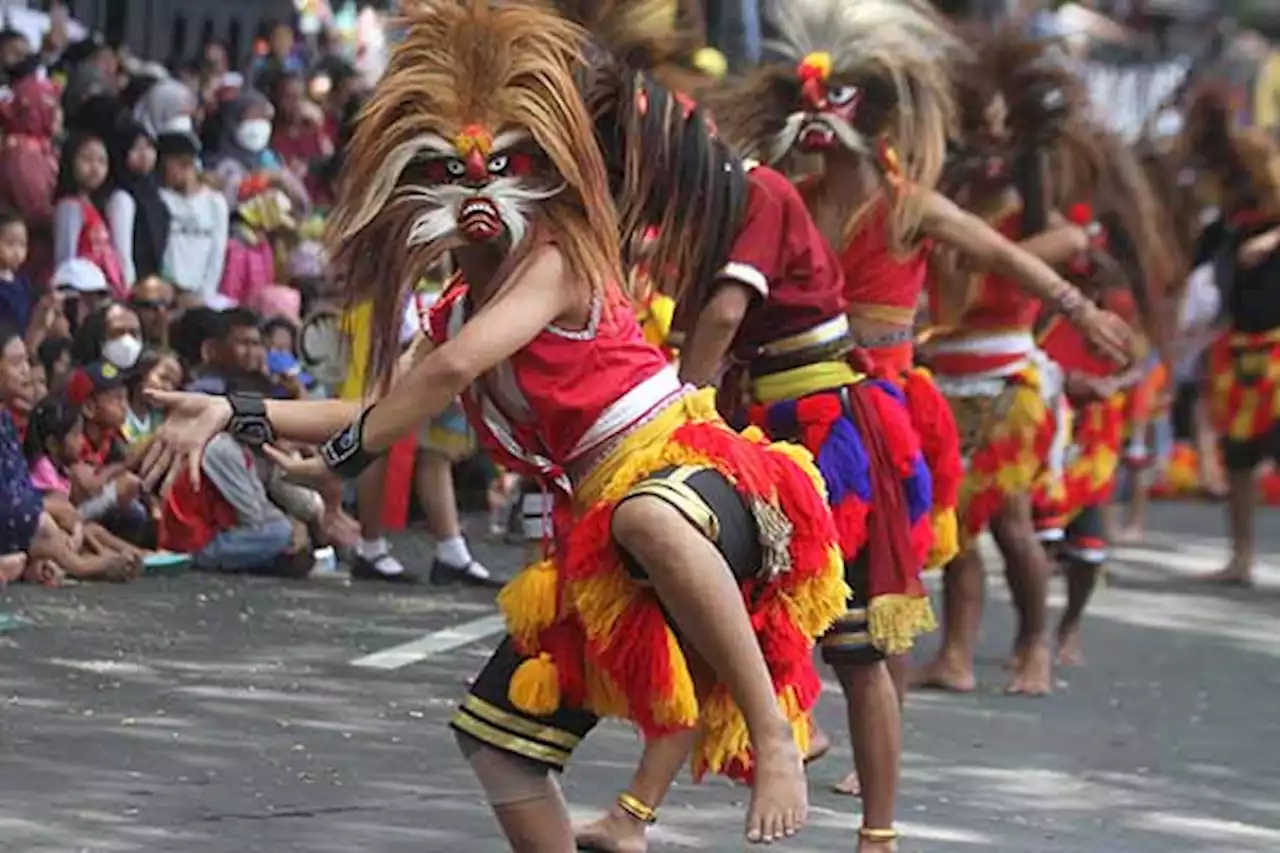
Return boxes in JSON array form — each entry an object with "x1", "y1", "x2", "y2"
[
  {"x1": 235, "y1": 118, "x2": 273, "y2": 153},
  {"x1": 102, "y1": 334, "x2": 143, "y2": 370}
]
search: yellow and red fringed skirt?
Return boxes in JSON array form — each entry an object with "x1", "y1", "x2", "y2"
[
  {"x1": 937, "y1": 360, "x2": 1060, "y2": 544},
  {"x1": 745, "y1": 361, "x2": 936, "y2": 656},
  {"x1": 495, "y1": 390, "x2": 847, "y2": 783},
  {"x1": 1206, "y1": 328, "x2": 1280, "y2": 446},
  {"x1": 865, "y1": 340, "x2": 962, "y2": 569},
  {"x1": 1031, "y1": 395, "x2": 1073, "y2": 540}
]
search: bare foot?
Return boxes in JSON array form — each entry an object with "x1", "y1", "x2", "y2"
[
  {"x1": 1115, "y1": 526, "x2": 1144, "y2": 544},
  {"x1": 1055, "y1": 626, "x2": 1084, "y2": 667},
  {"x1": 1199, "y1": 562, "x2": 1254, "y2": 588},
  {"x1": 858, "y1": 838, "x2": 898, "y2": 853},
  {"x1": 573, "y1": 810, "x2": 648, "y2": 853},
  {"x1": 744, "y1": 732, "x2": 807, "y2": 844},
  {"x1": 805, "y1": 725, "x2": 831, "y2": 765},
  {"x1": 0, "y1": 553, "x2": 26, "y2": 585},
  {"x1": 1003, "y1": 643, "x2": 1026, "y2": 672},
  {"x1": 909, "y1": 657, "x2": 977, "y2": 693},
  {"x1": 24, "y1": 560, "x2": 66, "y2": 587},
  {"x1": 1005, "y1": 643, "x2": 1052, "y2": 696},
  {"x1": 72, "y1": 553, "x2": 137, "y2": 582},
  {"x1": 832, "y1": 770, "x2": 861, "y2": 796}
]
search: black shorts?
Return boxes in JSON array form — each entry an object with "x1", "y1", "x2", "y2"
[
  {"x1": 450, "y1": 464, "x2": 762, "y2": 772},
  {"x1": 1061, "y1": 504, "x2": 1109, "y2": 567},
  {"x1": 1221, "y1": 428, "x2": 1280, "y2": 473},
  {"x1": 819, "y1": 551, "x2": 886, "y2": 668}
]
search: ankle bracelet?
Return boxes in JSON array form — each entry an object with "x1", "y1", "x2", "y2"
[
  {"x1": 859, "y1": 826, "x2": 900, "y2": 842},
  {"x1": 616, "y1": 792, "x2": 658, "y2": 824}
]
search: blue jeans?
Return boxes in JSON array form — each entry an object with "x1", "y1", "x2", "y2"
[{"x1": 194, "y1": 518, "x2": 293, "y2": 573}]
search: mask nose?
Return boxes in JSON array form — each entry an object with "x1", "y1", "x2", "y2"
[
  {"x1": 464, "y1": 149, "x2": 487, "y2": 184},
  {"x1": 801, "y1": 78, "x2": 825, "y2": 111}
]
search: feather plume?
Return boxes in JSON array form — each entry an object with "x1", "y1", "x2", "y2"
[{"x1": 329, "y1": 0, "x2": 621, "y2": 394}]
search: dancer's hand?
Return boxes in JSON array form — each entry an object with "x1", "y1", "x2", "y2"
[
  {"x1": 1070, "y1": 303, "x2": 1133, "y2": 368},
  {"x1": 262, "y1": 445, "x2": 342, "y2": 491},
  {"x1": 141, "y1": 392, "x2": 232, "y2": 494}
]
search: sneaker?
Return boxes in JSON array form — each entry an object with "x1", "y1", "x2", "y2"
[
  {"x1": 429, "y1": 558, "x2": 503, "y2": 589},
  {"x1": 351, "y1": 552, "x2": 419, "y2": 584}
]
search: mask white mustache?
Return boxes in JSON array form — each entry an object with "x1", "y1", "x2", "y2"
[
  {"x1": 771, "y1": 110, "x2": 870, "y2": 164},
  {"x1": 393, "y1": 177, "x2": 563, "y2": 251}
]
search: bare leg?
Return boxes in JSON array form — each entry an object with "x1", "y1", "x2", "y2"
[
  {"x1": 85, "y1": 523, "x2": 148, "y2": 558},
  {"x1": 989, "y1": 496, "x2": 1053, "y2": 696},
  {"x1": 1196, "y1": 398, "x2": 1228, "y2": 497},
  {"x1": 0, "y1": 553, "x2": 26, "y2": 585},
  {"x1": 1055, "y1": 559, "x2": 1101, "y2": 667},
  {"x1": 834, "y1": 654, "x2": 906, "y2": 798},
  {"x1": 417, "y1": 450, "x2": 493, "y2": 584},
  {"x1": 611, "y1": 496, "x2": 806, "y2": 844},
  {"x1": 911, "y1": 547, "x2": 983, "y2": 693},
  {"x1": 1203, "y1": 468, "x2": 1256, "y2": 586},
  {"x1": 417, "y1": 450, "x2": 463, "y2": 539},
  {"x1": 835, "y1": 661, "x2": 900, "y2": 850},
  {"x1": 357, "y1": 458, "x2": 387, "y2": 542},
  {"x1": 575, "y1": 658, "x2": 715, "y2": 853},
  {"x1": 574, "y1": 729, "x2": 698, "y2": 853},
  {"x1": 458, "y1": 732, "x2": 576, "y2": 853},
  {"x1": 28, "y1": 513, "x2": 133, "y2": 580}
]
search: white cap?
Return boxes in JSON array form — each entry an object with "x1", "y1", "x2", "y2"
[{"x1": 51, "y1": 258, "x2": 109, "y2": 294}]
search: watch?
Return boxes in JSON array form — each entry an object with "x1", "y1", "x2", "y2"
[
  {"x1": 227, "y1": 393, "x2": 275, "y2": 447},
  {"x1": 319, "y1": 407, "x2": 379, "y2": 479}
]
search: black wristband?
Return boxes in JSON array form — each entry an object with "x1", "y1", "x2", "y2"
[
  {"x1": 227, "y1": 393, "x2": 275, "y2": 447},
  {"x1": 319, "y1": 407, "x2": 381, "y2": 479}
]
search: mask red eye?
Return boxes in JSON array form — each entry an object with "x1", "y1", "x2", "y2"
[{"x1": 502, "y1": 152, "x2": 535, "y2": 176}]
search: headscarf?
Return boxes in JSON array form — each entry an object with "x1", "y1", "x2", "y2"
[
  {"x1": 108, "y1": 119, "x2": 170, "y2": 282},
  {"x1": 131, "y1": 78, "x2": 196, "y2": 138},
  {"x1": 211, "y1": 89, "x2": 275, "y2": 171}
]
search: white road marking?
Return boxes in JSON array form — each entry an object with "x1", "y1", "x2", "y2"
[{"x1": 350, "y1": 614, "x2": 507, "y2": 670}]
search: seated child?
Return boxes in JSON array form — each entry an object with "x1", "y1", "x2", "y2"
[
  {"x1": 23, "y1": 393, "x2": 142, "y2": 581},
  {"x1": 158, "y1": 430, "x2": 311, "y2": 576},
  {"x1": 122, "y1": 348, "x2": 184, "y2": 445},
  {"x1": 64, "y1": 361, "x2": 154, "y2": 547}
]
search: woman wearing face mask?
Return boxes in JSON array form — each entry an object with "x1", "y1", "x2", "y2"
[
  {"x1": 209, "y1": 90, "x2": 309, "y2": 214},
  {"x1": 71, "y1": 301, "x2": 144, "y2": 372}
]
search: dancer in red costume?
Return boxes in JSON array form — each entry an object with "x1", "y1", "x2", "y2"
[
  {"x1": 710, "y1": 6, "x2": 1129, "y2": 706},
  {"x1": 1178, "y1": 85, "x2": 1280, "y2": 588},
  {"x1": 570, "y1": 42, "x2": 930, "y2": 850},
  {"x1": 140, "y1": 3, "x2": 849, "y2": 849}
]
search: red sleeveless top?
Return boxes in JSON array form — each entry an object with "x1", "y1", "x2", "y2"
[
  {"x1": 928, "y1": 204, "x2": 1042, "y2": 377},
  {"x1": 724, "y1": 165, "x2": 848, "y2": 355},
  {"x1": 836, "y1": 192, "x2": 931, "y2": 326},
  {"x1": 427, "y1": 279, "x2": 680, "y2": 491}
]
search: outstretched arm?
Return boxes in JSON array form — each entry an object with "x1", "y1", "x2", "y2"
[
  {"x1": 144, "y1": 247, "x2": 576, "y2": 488},
  {"x1": 921, "y1": 190, "x2": 1087, "y2": 309}
]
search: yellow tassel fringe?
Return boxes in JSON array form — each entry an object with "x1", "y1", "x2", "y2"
[
  {"x1": 509, "y1": 653, "x2": 561, "y2": 716},
  {"x1": 497, "y1": 559, "x2": 559, "y2": 648},
  {"x1": 868, "y1": 594, "x2": 938, "y2": 655}
]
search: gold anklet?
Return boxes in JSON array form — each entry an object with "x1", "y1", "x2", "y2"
[
  {"x1": 616, "y1": 792, "x2": 658, "y2": 824},
  {"x1": 859, "y1": 826, "x2": 900, "y2": 842}
]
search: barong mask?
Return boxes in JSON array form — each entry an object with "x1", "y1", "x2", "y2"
[
  {"x1": 329, "y1": 0, "x2": 621, "y2": 393},
  {"x1": 708, "y1": 0, "x2": 958, "y2": 252}
]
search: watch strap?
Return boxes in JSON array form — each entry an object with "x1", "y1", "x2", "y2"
[{"x1": 227, "y1": 392, "x2": 275, "y2": 447}]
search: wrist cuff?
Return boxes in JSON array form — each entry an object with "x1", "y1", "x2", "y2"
[{"x1": 319, "y1": 407, "x2": 381, "y2": 479}]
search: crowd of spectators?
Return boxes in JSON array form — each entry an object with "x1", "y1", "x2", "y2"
[{"x1": 0, "y1": 19, "x2": 370, "y2": 587}]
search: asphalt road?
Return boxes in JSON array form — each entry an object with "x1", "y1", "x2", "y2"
[{"x1": 2, "y1": 501, "x2": 1278, "y2": 853}]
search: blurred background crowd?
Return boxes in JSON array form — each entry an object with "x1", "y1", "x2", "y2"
[{"x1": 2, "y1": 0, "x2": 1280, "y2": 588}]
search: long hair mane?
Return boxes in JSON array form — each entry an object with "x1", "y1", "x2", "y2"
[{"x1": 328, "y1": 0, "x2": 621, "y2": 394}]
